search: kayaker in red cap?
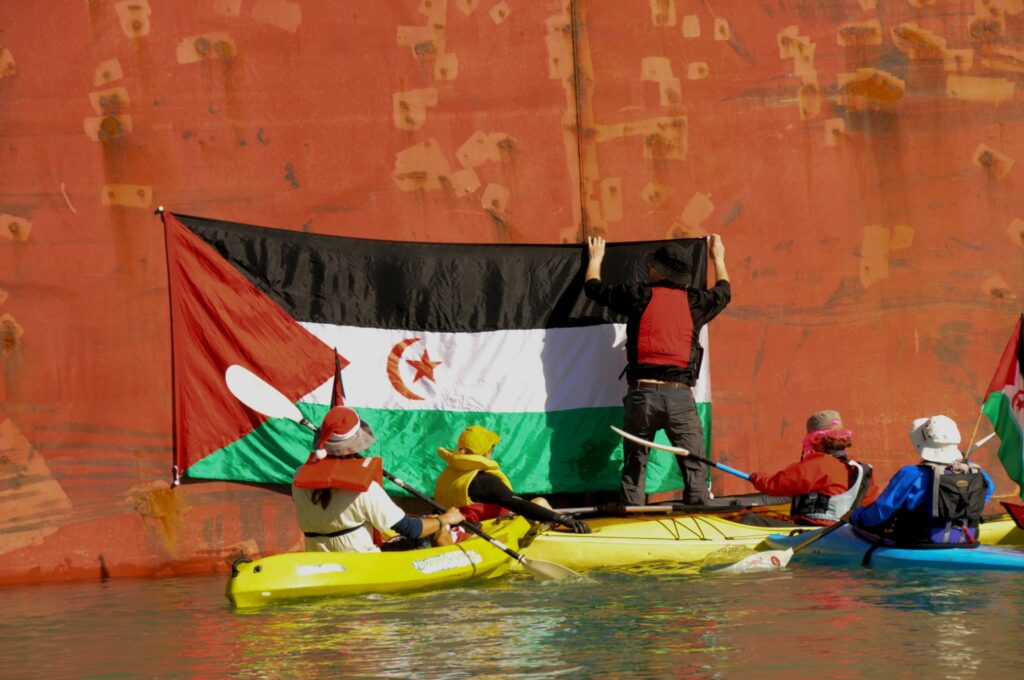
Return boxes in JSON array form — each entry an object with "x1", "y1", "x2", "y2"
[
  {"x1": 852, "y1": 414, "x2": 994, "y2": 544},
  {"x1": 291, "y1": 405, "x2": 465, "y2": 552},
  {"x1": 433, "y1": 425, "x2": 591, "y2": 540},
  {"x1": 748, "y1": 410, "x2": 878, "y2": 526}
]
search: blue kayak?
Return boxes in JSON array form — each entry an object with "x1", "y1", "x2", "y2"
[{"x1": 765, "y1": 524, "x2": 1024, "y2": 571}]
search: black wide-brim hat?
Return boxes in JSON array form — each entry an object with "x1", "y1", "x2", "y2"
[{"x1": 648, "y1": 243, "x2": 692, "y2": 286}]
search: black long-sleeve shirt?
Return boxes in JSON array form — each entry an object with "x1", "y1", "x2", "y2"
[
  {"x1": 468, "y1": 472, "x2": 563, "y2": 523},
  {"x1": 584, "y1": 278, "x2": 731, "y2": 384}
]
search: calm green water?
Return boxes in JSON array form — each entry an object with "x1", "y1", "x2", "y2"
[{"x1": 1, "y1": 566, "x2": 1022, "y2": 678}]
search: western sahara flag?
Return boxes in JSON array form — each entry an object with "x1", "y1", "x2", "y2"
[
  {"x1": 982, "y1": 314, "x2": 1024, "y2": 497},
  {"x1": 164, "y1": 212, "x2": 714, "y2": 496}
]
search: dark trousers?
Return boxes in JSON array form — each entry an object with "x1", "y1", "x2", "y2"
[{"x1": 620, "y1": 383, "x2": 708, "y2": 506}]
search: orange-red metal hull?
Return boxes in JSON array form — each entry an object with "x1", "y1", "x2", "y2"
[{"x1": 1, "y1": 1, "x2": 1021, "y2": 585}]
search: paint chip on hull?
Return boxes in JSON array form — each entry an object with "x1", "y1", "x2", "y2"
[
  {"x1": 1008, "y1": 218, "x2": 1024, "y2": 249},
  {"x1": 860, "y1": 225, "x2": 890, "y2": 288},
  {"x1": 946, "y1": 75, "x2": 1014, "y2": 103},
  {"x1": 1, "y1": 214, "x2": 32, "y2": 242},
  {"x1": 679, "y1": 192, "x2": 714, "y2": 228},
  {"x1": 596, "y1": 117, "x2": 688, "y2": 161},
  {"x1": 687, "y1": 62, "x2": 708, "y2": 80},
  {"x1": 824, "y1": 118, "x2": 846, "y2": 146},
  {"x1": 0, "y1": 419, "x2": 74, "y2": 556},
  {"x1": 456, "y1": 131, "x2": 514, "y2": 168},
  {"x1": 435, "y1": 52, "x2": 459, "y2": 80},
  {"x1": 714, "y1": 18, "x2": 730, "y2": 41},
  {"x1": 601, "y1": 178, "x2": 623, "y2": 222},
  {"x1": 649, "y1": 0, "x2": 677, "y2": 27},
  {"x1": 393, "y1": 138, "x2": 452, "y2": 191},
  {"x1": 979, "y1": 45, "x2": 1024, "y2": 74},
  {"x1": 213, "y1": 0, "x2": 243, "y2": 17},
  {"x1": 891, "y1": 23, "x2": 947, "y2": 59},
  {"x1": 983, "y1": 275, "x2": 1017, "y2": 303},
  {"x1": 0, "y1": 315, "x2": 22, "y2": 356},
  {"x1": 448, "y1": 168, "x2": 481, "y2": 197},
  {"x1": 94, "y1": 59, "x2": 123, "y2": 85},
  {"x1": 943, "y1": 49, "x2": 973, "y2": 73},
  {"x1": 456, "y1": 0, "x2": 480, "y2": 16},
  {"x1": 837, "y1": 20, "x2": 882, "y2": 46},
  {"x1": 641, "y1": 182, "x2": 671, "y2": 207},
  {"x1": 252, "y1": 0, "x2": 302, "y2": 33},
  {"x1": 481, "y1": 183, "x2": 510, "y2": 212},
  {"x1": 102, "y1": 184, "x2": 153, "y2": 209},
  {"x1": 89, "y1": 87, "x2": 130, "y2": 115},
  {"x1": 641, "y1": 57, "x2": 674, "y2": 82},
  {"x1": 175, "y1": 33, "x2": 238, "y2": 64},
  {"x1": 682, "y1": 15, "x2": 700, "y2": 38},
  {"x1": 837, "y1": 69, "x2": 905, "y2": 109},
  {"x1": 490, "y1": 2, "x2": 511, "y2": 24},
  {"x1": 0, "y1": 49, "x2": 14, "y2": 79},
  {"x1": 973, "y1": 143, "x2": 1015, "y2": 179},
  {"x1": 393, "y1": 88, "x2": 438, "y2": 130},
  {"x1": 83, "y1": 115, "x2": 133, "y2": 141},
  {"x1": 114, "y1": 0, "x2": 152, "y2": 38}
]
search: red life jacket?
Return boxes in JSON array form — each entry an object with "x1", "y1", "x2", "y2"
[
  {"x1": 637, "y1": 287, "x2": 694, "y2": 368},
  {"x1": 292, "y1": 454, "x2": 383, "y2": 492}
]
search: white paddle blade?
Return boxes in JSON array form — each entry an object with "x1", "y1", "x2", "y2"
[
  {"x1": 610, "y1": 425, "x2": 691, "y2": 456},
  {"x1": 225, "y1": 365, "x2": 305, "y2": 423},
  {"x1": 966, "y1": 431, "x2": 997, "y2": 456},
  {"x1": 522, "y1": 557, "x2": 582, "y2": 581},
  {"x1": 718, "y1": 548, "x2": 794, "y2": 573}
]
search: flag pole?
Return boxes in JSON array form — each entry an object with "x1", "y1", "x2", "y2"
[{"x1": 964, "y1": 409, "x2": 985, "y2": 460}]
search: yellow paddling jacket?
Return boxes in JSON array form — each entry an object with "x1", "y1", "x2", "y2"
[{"x1": 434, "y1": 448, "x2": 512, "y2": 508}]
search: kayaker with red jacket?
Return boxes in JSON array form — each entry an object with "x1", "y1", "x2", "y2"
[
  {"x1": 434, "y1": 425, "x2": 591, "y2": 535},
  {"x1": 584, "y1": 234, "x2": 731, "y2": 506},
  {"x1": 748, "y1": 410, "x2": 878, "y2": 526},
  {"x1": 291, "y1": 406, "x2": 465, "y2": 552},
  {"x1": 852, "y1": 415, "x2": 994, "y2": 545}
]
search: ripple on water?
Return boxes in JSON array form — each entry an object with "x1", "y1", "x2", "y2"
[{"x1": 1, "y1": 566, "x2": 1023, "y2": 678}]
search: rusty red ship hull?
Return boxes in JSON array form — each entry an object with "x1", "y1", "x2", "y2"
[{"x1": 1, "y1": 1, "x2": 1022, "y2": 585}]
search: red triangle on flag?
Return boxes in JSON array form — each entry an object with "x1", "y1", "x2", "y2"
[
  {"x1": 163, "y1": 212, "x2": 340, "y2": 477},
  {"x1": 986, "y1": 314, "x2": 1023, "y2": 395}
]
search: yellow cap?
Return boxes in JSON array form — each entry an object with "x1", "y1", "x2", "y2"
[{"x1": 457, "y1": 425, "x2": 501, "y2": 456}]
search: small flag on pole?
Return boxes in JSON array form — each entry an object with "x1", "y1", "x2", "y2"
[{"x1": 981, "y1": 314, "x2": 1024, "y2": 498}]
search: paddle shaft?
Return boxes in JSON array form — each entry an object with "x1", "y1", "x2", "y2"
[{"x1": 611, "y1": 426, "x2": 751, "y2": 480}]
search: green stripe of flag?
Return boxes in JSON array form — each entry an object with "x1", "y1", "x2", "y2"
[
  {"x1": 187, "y1": 403, "x2": 713, "y2": 497},
  {"x1": 983, "y1": 391, "x2": 1024, "y2": 495}
]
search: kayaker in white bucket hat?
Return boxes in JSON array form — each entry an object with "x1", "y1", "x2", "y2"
[{"x1": 852, "y1": 415, "x2": 995, "y2": 545}]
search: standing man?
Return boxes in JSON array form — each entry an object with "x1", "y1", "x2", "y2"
[{"x1": 585, "y1": 234, "x2": 731, "y2": 506}]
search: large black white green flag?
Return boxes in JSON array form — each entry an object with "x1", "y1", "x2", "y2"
[{"x1": 167, "y1": 212, "x2": 713, "y2": 496}]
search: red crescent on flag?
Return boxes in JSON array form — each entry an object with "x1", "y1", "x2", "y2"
[{"x1": 387, "y1": 338, "x2": 425, "y2": 400}]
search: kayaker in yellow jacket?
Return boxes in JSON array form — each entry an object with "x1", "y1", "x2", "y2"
[{"x1": 434, "y1": 425, "x2": 592, "y2": 538}]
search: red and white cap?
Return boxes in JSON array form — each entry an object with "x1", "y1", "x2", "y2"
[{"x1": 314, "y1": 406, "x2": 375, "y2": 459}]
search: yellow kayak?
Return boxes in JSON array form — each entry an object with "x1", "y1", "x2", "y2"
[
  {"x1": 227, "y1": 516, "x2": 531, "y2": 608},
  {"x1": 979, "y1": 517, "x2": 1024, "y2": 546},
  {"x1": 519, "y1": 513, "x2": 788, "y2": 571}
]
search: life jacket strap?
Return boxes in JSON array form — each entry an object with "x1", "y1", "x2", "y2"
[{"x1": 303, "y1": 524, "x2": 363, "y2": 538}]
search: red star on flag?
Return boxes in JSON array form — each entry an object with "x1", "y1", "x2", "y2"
[{"x1": 407, "y1": 349, "x2": 442, "y2": 383}]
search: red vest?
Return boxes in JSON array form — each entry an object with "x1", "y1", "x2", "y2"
[
  {"x1": 292, "y1": 454, "x2": 383, "y2": 492},
  {"x1": 637, "y1": 287, "x2": 694, "y2": 368}
]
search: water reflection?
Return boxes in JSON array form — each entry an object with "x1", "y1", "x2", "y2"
[{"x1": 1, "y1": 567, "x2": 1023, "y2": 678}]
